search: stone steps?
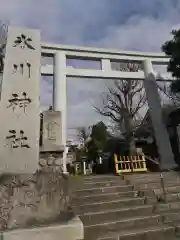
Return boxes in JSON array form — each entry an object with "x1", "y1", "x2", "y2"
[
  {"x1": 75, "y1": 185, "x2": 134, "y2": 196},
  {"x1": 163, "y1": 211, "x2": 180, "y2": 223},
  {"x1": 83, "y1": 208, "x2": 180, "y2": 239},
  {"x1": 85, "y1": 210, "x2": 180, "y2": 234},
  {"x1": 127, "y1": 172, "x2": 180, "y2": 205},
  {"x1": 154, "y1": 186, "x2": 180, "y2": 196},
  {"x1": 97, "y1": 225, "x2": 176, "y2": 240},
  {"x1": 73, "y1": 191, "x2": 139, "y2": 204},
  {"x1": 125, "y1": 172, "x2": 179, "y2": 180},
  {"x1": 84, "y1": 214, "x2": 163, "y2": 239},
  {"x1": 83, "y1": 175, "x2": 122, "y2": 182},
  {"x1": 158, "y1": 192, "x2": 180, "y2": 202},
  {"x1": 76, "y1": 197, "x2": 146, "y2": 213},
  {"x1": 129, "y1": 176, "x2": 180, "y2": 182},
  {"x1": 71, "y1": 173, "x2": 180, "y2": 239},
  {"x1": 174, "y1": 225, "x2": 180, "y2": 238},
  {"x1": 156, "y1": 201, "x2": 180, "y2": 213},
  {"x1": 79, "y1": 205, "x2": 154, "y2": 226},
  {"x1": 137, "y1": 182, "x2": 180, "y2": 190},
  {"x1": 81, "y1": 180, "x2": 127, "y2": 189}
]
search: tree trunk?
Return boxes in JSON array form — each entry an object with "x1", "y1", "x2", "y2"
[
  {"x1": 124, "y1": 115, "x2": 137, "y2": 155},
  {"x1": 127, "y1": 133, "x2": 136, "y2": 155}
]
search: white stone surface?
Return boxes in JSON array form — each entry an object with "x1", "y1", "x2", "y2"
[
  {"x1": 53, "y1": 52, "x2": 67, "y2": 173},
  {"x1": 42, "y1": 110, "x2": 62, "y2": 149},
  {"x1": 2, "y1": 216, "x2": 84, "y2": 240},
  {"x1": 41, "y1": 42, "x2": 170, "y2": 62},
  {"x1": 0, "y1": 26, "x2": 41, "y2": 173},
  {"x1": 143, "y1": 59, "x2": 176, "y2": 169}
]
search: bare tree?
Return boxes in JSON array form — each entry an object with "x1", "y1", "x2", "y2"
[
  {"x1": 156, "y1": 80, "x2": 180, "y2": 106},
  {"x1": 96, "y1": 78, "x2": 147, "y2": 155},
  {"x1": 76, "y1": 126, "x2": 91, "y2": 145}
]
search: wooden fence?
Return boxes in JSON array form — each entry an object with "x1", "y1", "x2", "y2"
[{"x1": 114, "y1": 154, "x2": 147, "y2": 174}]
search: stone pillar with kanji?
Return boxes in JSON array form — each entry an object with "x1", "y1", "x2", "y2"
[{"x1": 0, "y1": 27, "x2": 41, "y2": 173}]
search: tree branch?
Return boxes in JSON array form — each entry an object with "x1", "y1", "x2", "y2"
[{"x1": 95, "y1": 79, "x2": 146, "y2": 133}]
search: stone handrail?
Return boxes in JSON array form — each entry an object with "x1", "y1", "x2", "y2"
[{"x1": 144, "y1": 155, "x2": 180, "y2": 203}]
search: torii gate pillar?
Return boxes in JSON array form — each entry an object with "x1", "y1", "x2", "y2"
[
  {"x1": 143, "y1": 59, "x2": 176, "y2": 170},
  {"x1": 53, "y1": 51, "x2": 67, "y2": 173}
]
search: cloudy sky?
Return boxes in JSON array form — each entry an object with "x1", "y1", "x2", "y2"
[{"x1": 0, "y1": 0, "x2": 180, "y2": 141}]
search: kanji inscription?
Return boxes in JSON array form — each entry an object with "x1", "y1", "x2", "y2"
[
  {"x1": 13, "y1": 34, "x2": 35, "y2": 50},
  {"x1": 5, "y1": 129, "x2": 30, "y2": 149},
  {"x1": 0, "y1": 26, "x2": 41, "y2": 173},
  {"x1": 12, "y1": 62, "x2": 31, "y2": 78},
  {"x1": 7, "y1": 92, "x2": 32, "y2": 113},
  {"x1": 47, "y1": 122, "x2": 56, "y2": 140}
]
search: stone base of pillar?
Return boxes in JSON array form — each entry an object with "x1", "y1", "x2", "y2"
[{"x1": 2, "y1": 216, "x2": 84, "y2": 240}]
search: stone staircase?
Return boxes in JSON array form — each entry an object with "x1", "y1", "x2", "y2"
[{"x1": 71, "y1": 173, "x2": 180, "y2": 240}]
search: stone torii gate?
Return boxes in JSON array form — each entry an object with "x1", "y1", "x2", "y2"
[{"x1": 41, "y1": 43, "x2": 177, "y2": 172}]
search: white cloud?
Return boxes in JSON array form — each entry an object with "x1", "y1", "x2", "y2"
[
  {"x1": 95, "y1": 16, "x2": 180, "y2": 52},
  {"x1": 0, "y1": 0, "x2": 180, "y2": 141}
]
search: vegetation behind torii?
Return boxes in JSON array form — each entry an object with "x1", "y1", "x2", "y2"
[{"x1": 162, "y1": 29, "x2": 180, "y2": 95}]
